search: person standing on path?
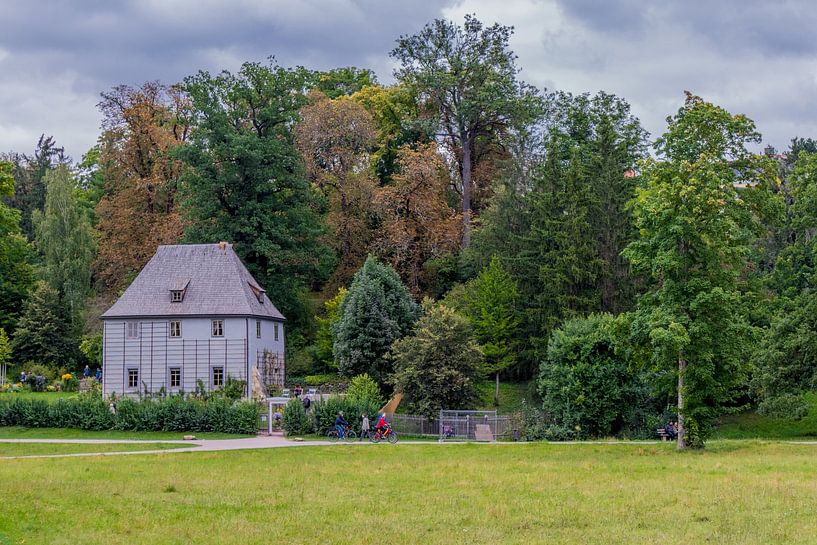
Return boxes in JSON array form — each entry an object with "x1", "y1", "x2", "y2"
[{"x1": 360, "y1": 414, "x2": 370, "y2": 441}]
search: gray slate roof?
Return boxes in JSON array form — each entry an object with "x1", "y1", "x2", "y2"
[{"x1": 101, "y1": 243, "x2": 285, "y2": 320}]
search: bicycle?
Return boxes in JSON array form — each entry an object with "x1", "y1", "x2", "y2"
[
  {"x1": 368, "y1": 425, "x2": 398, "y2": 444},
  {"x1": 327, "y1": 425, "x2": 357, "y2": 442}
]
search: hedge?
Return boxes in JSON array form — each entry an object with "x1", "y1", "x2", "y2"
[{"x1": 0, "y1": 395, "x2": 261, "y2": 435}]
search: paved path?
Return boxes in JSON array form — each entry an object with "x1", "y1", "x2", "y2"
[
  {"x1": 0, "y1": 436, "x2": 667, "y2": 460},
  {"x1": 0, "y1": 435, "x2": 374, "y2": 460}
]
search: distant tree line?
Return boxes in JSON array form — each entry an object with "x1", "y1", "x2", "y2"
[{"x1": 1, "y1": 15, "x2": 816, "y2": 449}]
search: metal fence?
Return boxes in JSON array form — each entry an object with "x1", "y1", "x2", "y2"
[{"x1": 389, "y1": 411, "x2": 516, "y2": 441}]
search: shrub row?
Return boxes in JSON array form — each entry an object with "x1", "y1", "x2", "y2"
[
  {"x1": 0, "y1": 395, "x2": 261, "y2": 435},
  {"x1": 282, "y1": 396, "x2": 382, "y2": 436}
]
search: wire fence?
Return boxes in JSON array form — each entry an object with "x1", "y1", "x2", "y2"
[{"x1": 390, "y1": 412, "x2": 518, "y2": 441}]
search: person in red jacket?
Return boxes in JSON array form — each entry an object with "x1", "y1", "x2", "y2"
[{"x1": 375, "y1": 413, "x2": 390, "y2": 437}]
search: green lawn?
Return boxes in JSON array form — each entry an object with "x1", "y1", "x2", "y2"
[
  {"x1": 0, "y1": 442, "x2": 191, "y2": 457},
  {"x1": 0, "y1": 390, "x2": 80, "y2": 402},
  {"x1": 714, "y1": 392, "x2": 817, "y2": 439},
  {"x1": 0, "y1": 427, "x2": 252, "y2": 441},
  {"x1": 2, "y1": 441, "x2": 817, "y2": 544}
]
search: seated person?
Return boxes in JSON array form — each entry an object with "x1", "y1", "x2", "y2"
[{"x1": 664, "y1": 421, "x2": 677, "y2": 440}]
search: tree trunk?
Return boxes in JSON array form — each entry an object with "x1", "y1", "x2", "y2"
[
  {"x1": 677, "y1": 354, "x2": 686, "y2": 450},
  {"x1": 461, "y1": 139, "x2": 472, "y2": 248},
  {"x1": 494, "y1": 372, "x2": 500, "y2": 407}
]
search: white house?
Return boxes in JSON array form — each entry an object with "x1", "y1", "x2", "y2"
[{"x1": 100, "y1": 242, "x2": 285, "y2": 398}]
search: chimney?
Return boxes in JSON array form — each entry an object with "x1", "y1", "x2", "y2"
[{"x1": 218, "y1": 241, "x2": 227, "y2": 250}]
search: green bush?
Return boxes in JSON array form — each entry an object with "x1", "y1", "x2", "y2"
[
  {"x1": 214, "y1": 377, "x2": 246, "y2": 401},
  {"x1": 538, "y1": 314, "x2": 655, "y2": 439},
  {"x1": 757, "y1": 393, "x2": 809, "y2": 420},
  {"x1": 303, "y1": 374, "x2": 342, "y2": 387},
  {"x1": 312, "y1": 395, "x2": 380, "y2": 435},
  {"x1": 346, "y1": 373, "x2": 384, "y2": 408},
  {"x1": 0, "y1": 393, "x2": 260, "y2": 434},
  {"x1": 282, "y1": 399, "x2": 313, "y2": 436}
]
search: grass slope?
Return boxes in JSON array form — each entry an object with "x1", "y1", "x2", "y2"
[
  {"x1": 0, "y1": 442, "x2": 191, "y2": 457},
  {"x1": 715, "y1": 392, "x2": 817, "y2": 439},
  {"x1": 2, "y1": 441, "x2": 817, "y2": 544},
  {"x1": 475, "y1": 381, "x2": 533, "y2": 414}
]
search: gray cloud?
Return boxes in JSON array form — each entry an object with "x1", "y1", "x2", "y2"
[{"x1": 0, "y1": 0, "x2": 815, "y2": 159}]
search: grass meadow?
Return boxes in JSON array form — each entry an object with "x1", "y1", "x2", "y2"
[{"x1": 2, "y1": 441, "x2": 817, "y2": 544}]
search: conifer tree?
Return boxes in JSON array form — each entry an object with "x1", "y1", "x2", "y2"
[
  {"x1": 12, "y1": 281, "x2": 78, "y2": 367},
  {"x1": 333, "y1": 256, "x2": 417, "y2": 384}
]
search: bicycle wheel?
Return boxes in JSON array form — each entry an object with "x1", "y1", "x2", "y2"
[
  {"x1": 369, "y1": 431, "x2": 381, "y2": 443},
  {"x1": 327, "y1": 429, "x2": 339, "y2": 442},
  {"x1": 345, "y1": 430, "x2": 357, "y2": 441},
  {"x1": 387, "y1": 430, "x2": 399, "y2": 444}
]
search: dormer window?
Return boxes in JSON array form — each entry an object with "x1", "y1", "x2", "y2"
[
  {"x1": 169, "y1": 277, "x2": 190, "y2": 303},
  {"x1": 248, "y1": 282, "x2": 265, "y2": 304}
]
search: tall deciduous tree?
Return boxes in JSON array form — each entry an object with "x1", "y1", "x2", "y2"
[
  {"x1": 351, "y1": 84, "x2": 434, "y2": 185},
  {"x1": 391, "y1": 14, "x2": 540, "y2": 246},
  {"x1": 314, "y1": 67, "x2": 377, "y2": 99},
  {"x1": 0, "y1": 161, "x2": 34, "y2": 332},
  {"x1": 333, "y1": 256, "x2": 417, "y2": 385},
  {"x1": 624, "y1": 93, "x2": 777, "y2": 449},
  {"x1": 178, "y1": 62, "x2": 333, "y2": 331},
  {"x1": 375, "y1": 144, "x2": 461, "y2": 293},
  {"x1": 295, "y1": 91, "x2": 379, "y2": 284},
  {"x1": 389, "y1": 302, "x2": 482, "y2": 418},
  {"x1": 33, "y1": 166, "x2": 96, "y2": 329},
  {"x1": 94, "y1": 82, "x2": 188, "y2": 293}
]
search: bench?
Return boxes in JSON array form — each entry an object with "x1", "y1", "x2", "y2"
[{"x1": 656, "y1": 428, "x2": 670, "y2": 441}]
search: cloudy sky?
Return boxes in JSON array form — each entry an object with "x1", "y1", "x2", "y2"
[{"x1": 1, "y1": 0, "x2": 815, "y2": 159}]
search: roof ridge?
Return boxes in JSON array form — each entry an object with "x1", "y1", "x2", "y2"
[
  {"x1": 100, "y1": 243, "x2": 285, "y2": 320},
  {"x1": 224, "y1": 245, "x2": 262, "y2": 313}
]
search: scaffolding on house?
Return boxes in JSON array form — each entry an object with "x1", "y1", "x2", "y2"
[{"x1": 257, "y1": 350, "x2": 285, "y2": 393}]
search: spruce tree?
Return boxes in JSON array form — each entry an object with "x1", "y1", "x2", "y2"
[
  {"x1": 333, "y1": 256, "x2": 417, "y2": 385},
  {"x1": 12, "y1": 281, "x2": 78, "y2": 368}
]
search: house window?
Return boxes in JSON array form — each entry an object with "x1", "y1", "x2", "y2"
[
  {"x1": 212, "y1": 367, "x2": 224, "y2": 388},
  {"x1": 169, "y1": 368, "x2": 181, "y2": 388},
  {"x1": 256, "y1": 320, "x2": 261, "y2": 338},
  {"x1": 211, "y1": 320, "x2": 224, "y2": 337},
  {"x1": 274, "y1": 323, "x2": 279, "y2": 342},
  {"x1": 169, "y1": 320, "x2": 181, "y2": 338},
  {"x1": 171, "y1": 290, "x2": 183, "y2": 303},
  {"x1": 126, "y1": 322, "x2": 140, "y2": 339},
  {"x1": 127, "y1": 369, "x2": 139, "y2": 389}
]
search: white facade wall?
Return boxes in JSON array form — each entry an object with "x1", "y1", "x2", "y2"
[{"x1": 102, "y1": 316, "x2": 284, "y2": 398}]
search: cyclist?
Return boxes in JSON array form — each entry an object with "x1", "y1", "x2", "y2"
[
  {"x1": 374, "y1": 412, "x2": 390, "y2": 438},
  {"x1": 334, "y1": 411, "x2": 349, "y2": 438}
]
